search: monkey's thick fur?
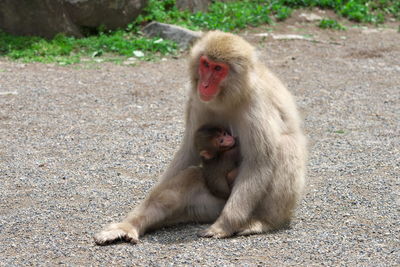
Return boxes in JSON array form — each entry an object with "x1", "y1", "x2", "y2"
[
  {"x1": 194, "y1": 125, "x2": 241, "y2": 200},
  {"x1": 94, "y1": 31, "x2": 306, "y2": 244}
]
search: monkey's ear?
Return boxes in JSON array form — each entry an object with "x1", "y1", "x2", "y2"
[{"x1": 200, "y1": 150, "x2": 214, "y2": 160}]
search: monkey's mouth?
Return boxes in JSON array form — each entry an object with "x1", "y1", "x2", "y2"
[
  {"x1": 198, "y1": 84, "x2": 219, "y2": 102},
  {"x1": 199, "y1": 92, "x2": 216, "y2": 102}
]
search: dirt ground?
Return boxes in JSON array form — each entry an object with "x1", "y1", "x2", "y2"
[{"x1": 0, "y1": 12, "x2": 399, "y2": 266}]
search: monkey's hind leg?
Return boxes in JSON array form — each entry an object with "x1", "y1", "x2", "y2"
[
  {"x1": 236, "y1": 219, "x2": 273, "y2": 236},
  {"x1": 94, "y1": 167, "x2": 224, "y2": 245},
  {"x1": 94, "y1": 192, "x2": 174, "y2": 246},
  {"x1": 94, "y1": 168, "x2": 197, "y2": 245}
]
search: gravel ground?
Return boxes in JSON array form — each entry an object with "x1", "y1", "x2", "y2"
[{"x1": 0, "y1": 22, "x2": 399, "y2": 266}]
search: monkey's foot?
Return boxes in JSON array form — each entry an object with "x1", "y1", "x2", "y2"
[
  {"x1": 94, "y1": 222, "x2": 139, "y2": 245},
  {"x1": 197, "y1": 225, "x2": 232, "y2": 239},
  {"x1": 236, "y1": 220, "x2": 271, "y2": 236}
]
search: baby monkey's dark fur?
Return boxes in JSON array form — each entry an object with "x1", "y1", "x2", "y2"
[{"x1": 195, "y1": 124, "x2": 241, "y2": 199}]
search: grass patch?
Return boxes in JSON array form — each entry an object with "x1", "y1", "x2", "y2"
[
  {"x1": 138, "y1": 0, "x2": 273, "y2": 31},
  {"x1": 0, "y1": 30, "x2": 178, "y2": 65},
  {"x1": 189, "y1": 1, "x2": 273, "y2": 31},
  {"x1": 0, "y1": 0, "x2": 398, "y2": 64},
  {"x1": 319, "y1": 18, "x2": 347, "y2": 30},
  {"x1": 140, "y1": 0, "x2": 399, "y2": 28},
  {"x1": 280, "y1": 0, "x2": 398, "y2": 23}
]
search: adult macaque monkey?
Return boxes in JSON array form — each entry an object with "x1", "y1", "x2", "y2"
[{"x1": 94, "y1": 31, "x2": 306, "y2": 244}]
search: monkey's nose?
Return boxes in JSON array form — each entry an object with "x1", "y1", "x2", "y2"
[{"x1": 201, "y1": 82, "x2": 209, "y2": 88}]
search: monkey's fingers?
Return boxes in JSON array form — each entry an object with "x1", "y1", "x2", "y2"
[
  {"x1": 197, "y1": 228, "x2": 212, "y2": 238},
  {"x1": 197, "y1": 225, "x2": 232, "y2": 239},
  {"x1": 124, "y1": 232, "x2": 140, "y2": 244},
  {"x1": 94, "y1": 228, "x2": 126, "y2": 245},
  {"x1": 94, "y1": 222, "x2": 139, "y2": 245}
]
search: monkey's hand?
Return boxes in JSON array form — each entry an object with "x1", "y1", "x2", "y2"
[
  {"x1": 197, "y1": 223, "x2": 233, "y2": 239},
  {"x1": 94, "y1": 222, "x2": 139, "y2": 245}
]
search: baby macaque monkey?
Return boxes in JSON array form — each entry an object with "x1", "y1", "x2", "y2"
[{"x1": 195, "y1": 125, "x2": 241, "y2": 200}]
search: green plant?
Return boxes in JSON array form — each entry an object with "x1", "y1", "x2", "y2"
[
  {"x1": 139, "y1": 0, "x2": 273, "y2": 31},
  {"x1": 277, "y1": 0, "x2": 396, "y2": 23},
  {"x1": 270, "y1": 2, "x2": 293, "y2": 21},
  {"x1": 189, "y1": 1, "x2": 272, "y2": 31},
  {"x1": 0, "y1": 33, "x2": 79, "y2": 64},
  {"x1": 137, "y1": 0, "x2": 192, "y2": 26},
  {"x1": 0, "y1": 30, "x2": 177, "y2": 64},
  {"x1": 367, "y1": 0, "x2": 400, "y2": 19},
  {"x1": 319, "y1": 18, "x2": 347, "y2": 30},
  {"x1": 1, "y1": 0, "x2": 398, "y2": 64}
]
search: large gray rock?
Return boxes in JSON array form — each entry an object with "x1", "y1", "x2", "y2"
[
  {"x1": 176, "y1": 0, "x2": 235, "y2": 13},
  {"x1": 176, "y1": 0, "x2": 211, "y2": 12},
  {"x1": 142, "y1": 22, "x2": 202, "y2": 49},
  {"x1": 64, "y1": 0, "x2": 146, "y2": 31},
  {"x1": 0, "y1": 0, "x2": 80, "y2": 38},
  {"x1": 0, "y1": 0, "x2": 146, "y2": 38}
]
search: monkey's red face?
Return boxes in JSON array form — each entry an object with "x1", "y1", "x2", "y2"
[
  {"x1": 198, "y1": 55, "x2": 229, "y2": 102},
  {"x1": 214, "y1": 130, "x2": 235, "y2": 151}
]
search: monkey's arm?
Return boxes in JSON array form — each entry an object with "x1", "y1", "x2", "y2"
[
  {"x1": 159, "y1": 129, "x2": 200, "y2": 182},
  {"x1": 159, "y1": 101, "x2": 203, "y2": 182}
]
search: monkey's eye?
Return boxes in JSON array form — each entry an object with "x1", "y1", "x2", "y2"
[
  {"x1": 215, "y1": 65, "x2": 222, "y2": 71},
  {"x1": 220, "y1": 139, "x2": 224, "y2": 144},
  {"x1": 203, "y1": 61, "x2": 209, "y2": 68}
]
